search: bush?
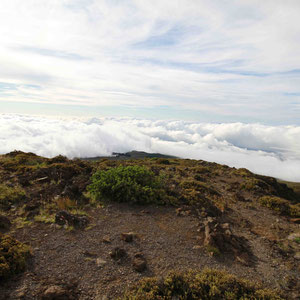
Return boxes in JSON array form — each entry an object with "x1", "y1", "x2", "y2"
[
  {"x1": 87, "y1": 166, "x2": 167, "y2": 205},
  {"x1": 0, "y1": 184, "x2": 26, "y2": 210},
  {"x1": 0, "y1": 234, "x2": 31, "y2": 280},
  {"x1": 120, "y1": 269, "x2": 282, "y2": 299}
]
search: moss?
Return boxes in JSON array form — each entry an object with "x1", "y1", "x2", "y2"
[
  {"x1": 0, "y1": 234, "x2": 31, "y2": 280},
  {"x1": 120, "y1": 269, "x2": 282, "y2": 299},
  {"x1": 0, "y1": 184, "x2": 26, "y2": 210}
]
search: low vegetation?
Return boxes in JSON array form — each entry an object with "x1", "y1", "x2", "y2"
[
  {"x1": 259, "y1": 196, "x2": 300, "y2": 217},
  {"x1": 0, "y1": 234, "x2": 31, "y2": 280},
  {"x1": 0, "y1": 184, "x2": 26, "y2": 210},
  {"x1": 120, "y1": 269, "x2": 282, "y2": 299},
  {"x1": 87, "y1": 165, "x2": 174, "y2": 205}
]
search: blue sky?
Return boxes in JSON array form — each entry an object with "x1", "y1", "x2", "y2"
[{"x1": 0, "y1": 0, "x2": 300, "y2": 124}]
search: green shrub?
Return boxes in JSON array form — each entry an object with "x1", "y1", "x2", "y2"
[
  {"x1": 120, "y1": 269, "x2": 282, "y2": 299},
  {"x1": 87, "y1": 166, "x2": 167, "y2": 205},
  {"x1": 0, "y1": 234, "x2": 31, "y2": 280},
  {"x1": 0, "y1": 184, "x2": 26, "y2": 210}
]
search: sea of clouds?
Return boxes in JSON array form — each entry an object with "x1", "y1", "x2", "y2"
[{"x1": 1, "y1": 114, "x2": 300, "y2": 182}]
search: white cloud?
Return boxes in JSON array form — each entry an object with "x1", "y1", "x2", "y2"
[
  {"x1": 0, "y1": 1, "x2": 299, "y2": 123},
  {"x1": 0, "y1": 114, "x2": 299, "y2": 182}
]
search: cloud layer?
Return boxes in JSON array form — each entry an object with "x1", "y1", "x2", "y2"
[
  {"x1": 0, "y1": 1, "x2": 300, "y2": 123},
  {"x1": 1, "y1": 114, "x2": 299, "y2": 181}
]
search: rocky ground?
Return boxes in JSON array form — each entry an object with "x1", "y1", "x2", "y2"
[{"x1": 0, "y1": 151, "x2": 299, "y2": 299}]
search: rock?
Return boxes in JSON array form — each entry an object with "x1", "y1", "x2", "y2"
[
  {"x1": 121, "y1": 232, "x2": 135, "y2": 242},
  {"x1": 294, "y1": 252, "x2": 300, "y2": 260},
  {"x1": 15, "y1": 286, "x2": 27, "y2": 298},
  {"x1": 102, "y1": 235, "x2": 111, "y2": 243},
  {"x1": 287, "y1": 233, "x2": 300, "y2": 241},
  {"x1": 55, "y1": 210, "x2": 89, "y2": 229},
  {"x1": 96, "y1": 258, "x2": 107, "y2": 268},
  {"x1": 0, "y1": 215, "x2": 11, "y2": 230},
  {"x1": 192, "y1": 245, "x2": 202, "y2": 250},
  {"x1": 203, "y1": 218, "x2": 251, "y2": 264},
  {"x1": 42, "y1": 285, "x2": 70, "y2": 300},
  {"x1": 109, "y1": 247, "x2": 127, "y2": 260},
  {"x1": 133, "y1": 253, "x2": 147, "y2": 272},
  {"x1": 290, "y1": 218, "x2": 300, "y2": 224}
]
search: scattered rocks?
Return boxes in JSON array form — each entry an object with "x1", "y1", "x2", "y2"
[
  {"x1": 132, "y1": 253, "x2": 147, "y2": 272},
  {"x1": 42, "y1": 285, "x2": 70, "y2": 300},
  {"x1": 55, "y1": 210, "x2": 89, "y2": 229},
  {"x1": 109, "y1": 247, "x2": 127, "y2": 260}
]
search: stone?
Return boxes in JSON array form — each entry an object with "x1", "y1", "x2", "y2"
[
  {"x1": 121, "y1": 232, "x2": 135, "y2": 242},
  {"x1": 287, "y1": 233, "x2": 300, "y2": 241},
  {"x1": 42, "y1": 285, "x2": 69, "y2": 300},
  {"x1": 109, "y1": 247, "x2": 126, "y2": 260},
  {"x1": 192, "y1": 245, "x2": 202, "y2": 250},
  {"x1": 290, "y1": 218, "x2": 300, "y2": 224},
  {"x1": 294, "y1": 252, "x2": 300, "y2": 260},
  {"x1": 96, "y1": 258, "x2": 107, "y2": 268},
  {"x1": 133, "y1": 253, "x2": 147, "y2": 272},
  {"x1": 102, "y1": 235, "x2": 111, "y2": 243}
]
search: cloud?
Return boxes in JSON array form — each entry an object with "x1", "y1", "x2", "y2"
[
  {"x1": 0, "y1": 114, "x2": 300, "y2": 182},
  {"x1": 0, "y1": 1, "x2": 300, "y2": 123}
]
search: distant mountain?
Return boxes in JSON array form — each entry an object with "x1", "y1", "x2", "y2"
[{"x1": 81, "y1": 150, "x2": 177, "y2": 161}]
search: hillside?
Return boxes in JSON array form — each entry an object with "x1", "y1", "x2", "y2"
[{"x1": 0, "y1": 151, "x2": 299, "y2": 299}]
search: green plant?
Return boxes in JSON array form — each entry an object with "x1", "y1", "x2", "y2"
[
  {"x1": 120, "y1": 269, "x2": 282, "y2": 299},
  {"x1": 87, "y1": 165, "x2": 168, "y2": 205},
  {"x1": 0, "y1": 234, "x2": 31, "y2": 280},
  {"x1": 0, "y1": 184, "x2": 26, "y2": 210}
]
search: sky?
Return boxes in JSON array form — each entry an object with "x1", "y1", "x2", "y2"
[
  {"x1": 0, "y1": 0, "x2": 300, "y2": 124},
  {"x1": 0, "y1": 1, "x2": 300, "y2": 181}
]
